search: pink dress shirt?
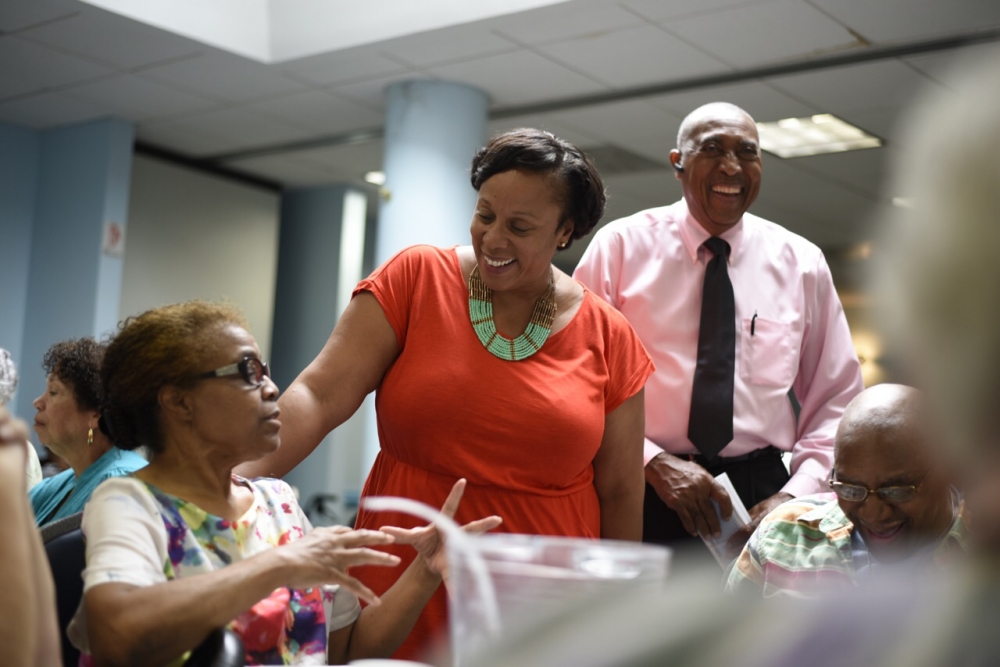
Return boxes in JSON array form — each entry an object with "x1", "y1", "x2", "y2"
[{"x1": 574, "y1": 200, "x2": 863, "y2": 497}]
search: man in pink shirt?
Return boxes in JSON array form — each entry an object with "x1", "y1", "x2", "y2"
[{"x1": 574, "y1": 102, "x2": 863, "y2": 557}]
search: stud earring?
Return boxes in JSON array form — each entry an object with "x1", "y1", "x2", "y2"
[{"x1": 87, "y1": 427, "x2": 93, "y2": 447}]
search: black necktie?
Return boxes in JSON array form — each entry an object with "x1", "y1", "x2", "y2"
[{"x1": 688, "y1": 236, "x2": 735, "y2": 461}]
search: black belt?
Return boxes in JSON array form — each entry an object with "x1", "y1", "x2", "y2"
[{"x1": 686, "y1": 445, "x2": 782, "y2": 469}]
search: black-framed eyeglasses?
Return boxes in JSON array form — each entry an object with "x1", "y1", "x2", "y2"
[
  {"x1": 197, "y1": 356, "x2": 270, "y2": 387},
  {"x1": 828, "y1": 471, "x2": 928, "y2": 504}
]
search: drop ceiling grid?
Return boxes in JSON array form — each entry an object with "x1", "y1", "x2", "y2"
[
  {"x1": 60, "y1": 74, "x2": 220, "y2": 123},
  {"x1": 659, "y1": 0, "x2": 861, "y2": 69},
  {"x1": 246, "y1": 89, "x2": 384, "y2": 136},
  {"x1": 533, "y1": 23, "x2": 733, "y2": 89},
  {"x1": 0, "y1": 0, "x2": 78, "y2": 33},
  {"x1": 545, "y1": 99, "x2": 682, "y2": 164},
  {"x1": 16, "y1": 5, "x2": 203, "y2": 70},
  {"x1": 422, "y1": 50, "x2": 609, "y2": 107},
  {"x1": 807, "y1": 0, "x2": 1000, "y2": 43},
  {"x1": 0, "y1": 35, "x2": 114, "y2": 100}
]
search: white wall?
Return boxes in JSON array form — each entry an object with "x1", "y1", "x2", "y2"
[{"x1": 120, "y1": 155, "x2": 280, "y2": 357}]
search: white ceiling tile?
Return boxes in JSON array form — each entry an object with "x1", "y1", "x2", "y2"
[
  {"x1": 490, "y1": 0, "x2": 646, "y2": 46},
  {"x1": 619, "y1": 0, "x2": 772, "y2": 23},
  {"x1": 63, "y1": 74, "x2": 219, "y2": 122},
  {"x1": 767, "y1": 60, "x2": 940, "y2": 117},
  {"x1": 809, "y1": 0, "x2": 1000, "y2": 44},
  {"x1": 0, "y1": 36, "x2": 114, "y2": 100},
  {"x1": 328, "y1": 72, "x2": 437, "y2": 110},
  {"x1": 664, "y1": 0, "x2": 859, "y2": 68},
  {"x1": 487, "y1": 113, "x2": 603, "y2": 148},
  {"x1": 225, "y1": 155, "x2": 341, "y2": 188},
  {"x1": 603, "y1": 170, "x2": 677, "y2": 204},
  {"x1": 19, "y1": 6, "x2": 202, "y2": 70},
  {"x1": 0, "y1": 0, "x2": 77, "y2": 33},
  {"x1": 902, "y1": 43, "x2": 1000, "y2": 87},
  {"x1": 0, "y1": 90, "x2": 107, "y2": 128},
  {"x1": 140, "y1": 50, "x2": 310, "y2": 104},
  {"x1": 537, "y1": 24, "x2": 730, "y2": 88},
  {"x1": 786, "y1": 145, "x2": 892, "y2": 199},
  {"x1": 139, "y1": 107, "x2": 312, "y2": 157},
  {"x1": 549, "y1": 100, "x2": 680, "y2": 163},
  {"x1": 648, "y1": 81, "x2": 819, "y2": 124},
  {"x1": 753, "y1": 156, "x2": 880, "y2": 242},
  {"x1": 291, "y1": 140, "x2": 386, "y2": 178},
  {"x1": 379, "y1": 22, "x2": 519, "y2": 67},
  {"x1": 426, "y1": 50, "x2": 607, "y2": 107},
  {"x1": 280, "y1": 44, "x2": 410, "y2": 86},
  {"x1": 248, "y1": 90, "x2": 383, "y2": 135}
]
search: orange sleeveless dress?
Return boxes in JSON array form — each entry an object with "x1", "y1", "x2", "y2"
[{"x1": 352, "y1": 245, "x2": 653, "y2": 660}]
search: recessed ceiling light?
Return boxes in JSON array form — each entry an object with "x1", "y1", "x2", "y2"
[
  {"x1": 757, "y1": 114, "x2": 882, "y2": 158},
  {"x1": 364, "y1": 171, "x2": 386, "y2": 186}
]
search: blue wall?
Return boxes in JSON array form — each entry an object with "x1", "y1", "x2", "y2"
[
  {"x1": 3, "y1": 118, "x2": 134, "y2": 418},
  {"x1": 0, "y1": 123, "x2": 41, "y2": 388}
]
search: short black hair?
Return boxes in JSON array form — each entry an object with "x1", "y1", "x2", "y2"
[
  {"x1": 470, "y1": 128, "x2": 606, "y2": 250},
  {"x1": 42, "y1": 338, "x2": 105, "y2": 412}
]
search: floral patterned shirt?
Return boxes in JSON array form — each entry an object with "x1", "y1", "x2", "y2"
[{"x1": 69, "y1": 475, "x2": 360, "y2": 665}]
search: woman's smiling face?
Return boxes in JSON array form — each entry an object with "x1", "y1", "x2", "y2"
[{"x1": 470, "y1": 169, "x2": 573, "y2": 299}]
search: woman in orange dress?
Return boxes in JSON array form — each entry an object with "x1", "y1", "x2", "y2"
[{"x1": 241, "y1": 129, "x2": 654, "y2": 660}]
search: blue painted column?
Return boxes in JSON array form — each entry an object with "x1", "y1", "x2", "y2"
[
  {"x1": 272, "y1": 185, "x2": 370, "y2": 520},
  {"x1": 363, "y1": 80, "x2": 489, "y2": 474},
  {"x1": 16, "y1": 118, "x2": 134, "y2": 417}
]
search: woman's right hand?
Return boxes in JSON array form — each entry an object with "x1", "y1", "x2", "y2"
[{"x1": 276, "y1": 526, "x2": 400, "y2": 605}]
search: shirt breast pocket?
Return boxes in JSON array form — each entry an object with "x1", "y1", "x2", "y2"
[{"x1": 740, "y1": 317, "x2": 795, "y2": 388}]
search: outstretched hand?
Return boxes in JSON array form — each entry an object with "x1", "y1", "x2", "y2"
[
  {"x1": 379, "y1": 478, "x2": 502, "y2": 578},
  {"x1": 278, "y1": 525, "x2": 399, "y2": 605}
]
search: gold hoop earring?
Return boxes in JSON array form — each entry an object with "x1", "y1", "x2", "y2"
[{"x1": 87, "y1": 428, "x2": 93, "y2": 447}]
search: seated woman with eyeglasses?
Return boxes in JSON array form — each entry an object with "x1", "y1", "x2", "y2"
[{"x1": 69, "y1": 301, "x2": 499, "y2": 666}]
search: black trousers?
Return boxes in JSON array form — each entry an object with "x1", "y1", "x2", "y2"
[{"x1": 642, "y1": 446, "x2": 790, "y2": 547}]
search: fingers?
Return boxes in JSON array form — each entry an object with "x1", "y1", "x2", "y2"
[
  {"x1": 311, "y1": 526, "x2": 395, "y2": 549},
  {"x1": 328, "y1": 573, "x2": 382, "y2": 607},
  {"x1": 378, "y1": 526, "x2": 422, "y2": 544},
  {"x1": 0, "y1": 408, "x2": 28, "y2": 446},
  {"x1": 710, "y1": 482, "x2": 733, "y2": 521},
  {"x1": 439, "y1": 478, "x2": 467, "y2": 519},
  {"x1": 461, "y1": 516, "x2": 502, "y2": 535}
]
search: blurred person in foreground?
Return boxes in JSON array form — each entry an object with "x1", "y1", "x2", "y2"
[
  {"x1": 727, "y1": 384, "x2": 967, "y2": 596},
  {"x1": 28, "y1": 338, "x2": 146, "y2": 525},
  {"x1": 0, "y1": 406, "x2": 60, "y2": 666},
  {"x1": 466, "y1": 45, "x2": 1000, "y2": 667},
  {"x1": 574, "y1": 102, "x2": 863, "y2": 557},
  {"x1": 69, "y1": 301, "x2": 500, "y2": 666},
  {"x1": 240, "y1": 129, "x2": 653, "y2": 659},
  {"x1": 0, "y1": 348, "x2": 43, "y2": 489}
]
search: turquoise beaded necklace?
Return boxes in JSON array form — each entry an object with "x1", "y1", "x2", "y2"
[{"x1": 468, "y1": 265, "x2": 556, "y2": 361}]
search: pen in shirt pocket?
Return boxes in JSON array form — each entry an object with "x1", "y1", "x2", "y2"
[{"x1": 751, "y1": 310, "x2": 758, "y2": 336}]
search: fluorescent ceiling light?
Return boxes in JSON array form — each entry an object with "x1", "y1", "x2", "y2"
[
  {"x1": 757, "y1": 114, "x2": 882, "y2": 158},
  {"x1": 364, "y1": 171, "x2": 386, "y2": 186},
  {"x1": 892, "y1": 197, "x2": 913, "y2": 209}
]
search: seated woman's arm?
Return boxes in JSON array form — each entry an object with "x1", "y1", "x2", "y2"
[
  {"x1": 593, "y1": 390, "x2": 646, "y2": 541},
  {"x1": 82, "y1": 485, "x2": 398, "y2": 667},
  {"x1": 0, "y1": 409, "x2": 59, "y2": 667},
  {"x1": 239, "y1": 292, "x2": 399, "y2": 479}
]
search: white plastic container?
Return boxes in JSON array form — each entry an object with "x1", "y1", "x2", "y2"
[{"x1": 364, "y1": 497, "x2": 671, "y2": 666}]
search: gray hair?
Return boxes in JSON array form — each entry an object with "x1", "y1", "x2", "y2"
[{"x1": 0, "y1": 349, "x2": 17, "y2": 406}]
